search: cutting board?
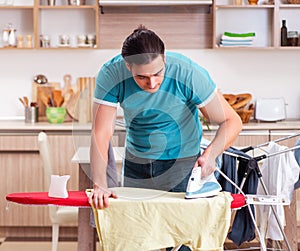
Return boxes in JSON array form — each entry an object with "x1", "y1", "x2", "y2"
[{"x1": 31, "y1": 82, "x2": 60, "y2": 121}]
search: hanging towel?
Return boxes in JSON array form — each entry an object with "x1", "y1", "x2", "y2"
[
  {"x1": 294, "y1": 136, "x2": 300, "y2": 167},
  {"x1": 294, "y1": 137, "x2": 300, "y2": 189},
  {"x1": 257, "y1": 141, "x2": 300, "y2": 240}
]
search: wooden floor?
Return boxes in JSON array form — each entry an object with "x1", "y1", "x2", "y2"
[{"x1": 0, "y1": 238, "x2": 299, "y2": 251}]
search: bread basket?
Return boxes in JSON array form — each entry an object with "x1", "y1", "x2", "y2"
[
  {"x1": 236, "y1": 109, "x2": 254, "y2": 123},
  {"x1": 287, "y1": 0, "x2": 300, "y2": 4}
]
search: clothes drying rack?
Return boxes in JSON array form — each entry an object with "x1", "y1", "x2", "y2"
[{"x1": 204, "y1": 132, "x2": 300, "y2": 251}]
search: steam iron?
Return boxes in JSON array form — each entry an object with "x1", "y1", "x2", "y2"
[{"x1": 185, "y1": 166, "x2": 222, "y2": 199}]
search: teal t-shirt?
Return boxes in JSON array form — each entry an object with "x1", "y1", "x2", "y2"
[{"x1": 94, "y1": 51, "x2": 217, "y2": 160}]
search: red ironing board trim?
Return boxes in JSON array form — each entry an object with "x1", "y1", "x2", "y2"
[
  {"x1": 6, "y1": 191, "x2": 246, "y2": 209},
  {"x1": 6, "y1": 191, "x2": 90, "y2": 207}
]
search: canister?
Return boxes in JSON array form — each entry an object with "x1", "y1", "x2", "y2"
[
  {"x1": 25, "y1": 107, "x2": 39, "y2": 123},
  {"x1": 287, "y1": 31, "x2": 298, "y2": 46}
]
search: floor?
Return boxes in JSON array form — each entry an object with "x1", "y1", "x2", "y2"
[
  {"x1": 0, "y1": 238, "x2": 298, "y2": 251},
  {"x1": 0, "y1": 241, "x2": 78, "y2": 251}
]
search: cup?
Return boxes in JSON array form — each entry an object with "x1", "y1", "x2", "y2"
[
  {"x1": 25, "y1": 107, "x2": 39, "y2": 123},
  {"x1": 47, "y1": 0, "x2": 55, "y2": 6},
  {"x1": 77, "y1": 34, "x2": 86, "y2": 45},
  {"x1": 87, "y1": 34, "x2": 96, "y2": 47}
]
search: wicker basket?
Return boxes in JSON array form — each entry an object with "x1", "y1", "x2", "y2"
[
  {"x1": 287, "y1": 0, "x2": 300, "y2": 4},
  {"x1": 236, "y1": 109, "x2": 254, "y2": 123}
]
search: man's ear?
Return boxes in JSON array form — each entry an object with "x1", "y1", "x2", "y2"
[{"x1": 125, "y1": 62, "x2": 131, "y2": 72}]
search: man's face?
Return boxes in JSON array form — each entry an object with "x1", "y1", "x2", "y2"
[{"x1": 127, "y1": 55, "x2": 165, "y2": 93}]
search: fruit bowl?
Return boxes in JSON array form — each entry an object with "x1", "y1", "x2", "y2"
[{"x1": 46, "y1": 107, "x2": 66, "y2": 124}]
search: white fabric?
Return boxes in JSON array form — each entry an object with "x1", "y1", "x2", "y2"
[
  {"x1": 48, "y1": 175, "x2": 70, "y2": 198},
  {"x1": 257, "y1": 141, "x2": 300, "y2": 240}
]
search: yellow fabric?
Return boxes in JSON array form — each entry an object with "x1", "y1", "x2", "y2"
[{"x1": 87, "y1": 187, "x2": 233, "y2": 251}]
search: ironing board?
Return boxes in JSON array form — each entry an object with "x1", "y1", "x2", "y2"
[
  {"x1": 6, "y1": 190, "x2": 244, "y2": 209},
  {"x1": 6, "y1": 189, "x2": 245, "y2": 251}
]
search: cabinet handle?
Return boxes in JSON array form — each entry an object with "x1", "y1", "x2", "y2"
[{"x1": 0, "y1": 150, "x2": 39, "y2": 154}]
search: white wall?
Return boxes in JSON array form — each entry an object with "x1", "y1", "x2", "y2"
[{"x1": 0, "y1": 49, "x2": 299, "y2": 119}]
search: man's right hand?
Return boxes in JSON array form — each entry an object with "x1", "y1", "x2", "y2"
[{"x1": 88, "y1": 184, "x2": 118, "y2": 209}]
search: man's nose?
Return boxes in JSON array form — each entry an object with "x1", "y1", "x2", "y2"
[{"x1": 148, "y1": 76, "x2": 157, "y2": 88}]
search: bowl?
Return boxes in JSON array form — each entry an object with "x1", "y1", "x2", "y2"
[{"x1": 46, "y1": 107, "x2": 66, "y2": 124}]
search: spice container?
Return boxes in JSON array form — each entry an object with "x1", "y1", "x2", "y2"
[{"x1": 287, "y1": 31, "x2": 298, "y2": 46}]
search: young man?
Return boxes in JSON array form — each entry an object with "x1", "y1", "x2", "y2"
[{"x1": 89, "y1": 25, "x2": 241, "y2": 209}]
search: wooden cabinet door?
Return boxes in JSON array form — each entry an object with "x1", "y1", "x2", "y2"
[{"x1": 0, "y1": 134, "x2": 46, "y2": 226}]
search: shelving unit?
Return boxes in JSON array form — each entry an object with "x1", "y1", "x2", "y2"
[
  {"x1": 1, "y1": 0, "x2": 299, "y2": 50},
  {"x1": 0, "y1": 0, "x2": 99, "y2": 50},
  {"x1": 213, "y1": 0, "x2": 300, "y2": 49}
]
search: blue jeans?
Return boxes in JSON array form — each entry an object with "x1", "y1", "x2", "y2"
[{"x1": 124, "y1": 151, "x2": 199, "y2": 251}]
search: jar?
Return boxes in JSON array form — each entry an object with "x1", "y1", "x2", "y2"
[
  {"x1": 17, "y1": 35, "x2": 24, "y2": 48},
  {"x1": 41, "y1": 35, "x2": 50, "y2": 48},
  {"x1": 287, "y1": 31, "x2": 298, "y2": 46}
]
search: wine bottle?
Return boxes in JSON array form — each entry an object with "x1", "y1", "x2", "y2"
[{"x1": 281, "y1": 20, "x2": 288, "y2": 46}]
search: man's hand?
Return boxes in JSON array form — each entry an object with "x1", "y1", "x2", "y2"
[
  {"x1": 193, "y1": 150, "x2": 217, "y2": 178},
  {"x1": 88, "y1": 185, "x2": 118, "y2": 209}
]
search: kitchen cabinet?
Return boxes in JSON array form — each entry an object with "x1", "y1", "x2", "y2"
[
  {"x1": 0, "y1": 124, "x2": 126, "y2": 239},
  {"x1": 0, "y1": 133, "x2": 79, "y2": 228},
  {"x1": 0, "y1": 0, "x2": 99, "y2": 50},
  {"x1": 0, "y1": 132, "x2": 81, "y2": 240},
  {"x1": 213, "y1": 0, "x2": 300, "y2": 49},
  {"x1": 203, "y1": 129, "x2": 270, "y2": 147}
]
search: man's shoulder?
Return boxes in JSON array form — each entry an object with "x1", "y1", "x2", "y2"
[{"x1": 103, "y1": 54, "x2": 124, "y2": 67}]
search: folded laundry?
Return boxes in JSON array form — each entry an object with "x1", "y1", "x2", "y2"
[
  {"x1": 220, "y1": 43, "x2": 253, "y2": 47},
  {"x1": 221, "y1": 38, "x2": 254, "y2": 43},
  {"x1": 220, "y1": 31, "x2": 256, "y2": 47},
  {"x1": 220, "y1": 41, "x2": 253, "y2": 46},
  {"x1": 224, "y1": 31, "x2": 256, "y2": 37}
]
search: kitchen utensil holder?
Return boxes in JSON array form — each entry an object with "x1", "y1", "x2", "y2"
[{"x1": 25, "y1": 107, "x2": 39, "y2": 123}]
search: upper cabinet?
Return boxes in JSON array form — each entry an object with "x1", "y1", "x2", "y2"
[
  {"x1": 0, "y1": 0, "x2": 99, "y2": 50},
  {"x1": 213, "y1": 0, "x2": 300, "y2": 49},
  {"x1": 2, "y1": 0, "x2": 298, "y2": 50}
]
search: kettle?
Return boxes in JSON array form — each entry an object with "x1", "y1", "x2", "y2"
[{"x1": 255, "y1": 97, "x2": 286, "y2": 122}]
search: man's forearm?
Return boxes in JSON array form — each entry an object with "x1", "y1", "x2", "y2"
[
  {"x1": 205, "y1": 115, "x2": 242, "y2": 159},
  {"x1": 90, "y1": 131, "x2": 110, "y2": 188}
]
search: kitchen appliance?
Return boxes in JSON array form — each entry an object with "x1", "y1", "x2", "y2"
[{"x1": 255, "y1": 97, "x2": 286, "y2": 122}]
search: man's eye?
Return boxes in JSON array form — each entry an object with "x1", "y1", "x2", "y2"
[{"x1": 137, "y1": 76, "x2": 145, "y2": 80}]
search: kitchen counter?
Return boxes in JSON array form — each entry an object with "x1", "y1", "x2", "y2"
[
  {"x1": 0, "y1": 119, "x2": 300, "y2": 132},
  {"x1": 208, "y1": 119, "x2": 300, "y2": 131}
]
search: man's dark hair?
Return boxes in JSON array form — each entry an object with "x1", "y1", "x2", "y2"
[{"x1": 121, "y1": 25, "x2": 165, "y2": 65}]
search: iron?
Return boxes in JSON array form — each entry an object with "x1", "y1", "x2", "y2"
[{"x1": 185, "y1": 166, "x2": 222, "y2": 199}]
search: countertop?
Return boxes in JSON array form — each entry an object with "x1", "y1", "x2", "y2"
[{"x1": 0, "y1": 119, "x2": 300, "y2": 132}]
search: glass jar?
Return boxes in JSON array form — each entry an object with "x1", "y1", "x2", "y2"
[{"x1": 287, "y1": 31, "x2": 299, "y2": 46}]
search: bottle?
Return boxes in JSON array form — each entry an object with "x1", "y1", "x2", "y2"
[{"x1": 281, "y1": 20, "x2": 288, "y2": 46}]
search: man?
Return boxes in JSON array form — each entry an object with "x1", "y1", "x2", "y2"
[{"x1": 89, "y1": 25, "x2": 242, "y2": 249}]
